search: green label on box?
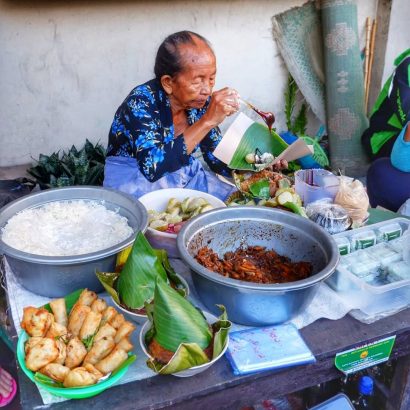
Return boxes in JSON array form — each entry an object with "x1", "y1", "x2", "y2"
[{"x1": 335, "y1": 336, "x2": 396, "y2": 375}]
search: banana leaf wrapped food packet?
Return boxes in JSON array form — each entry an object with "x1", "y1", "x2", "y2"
[
  {"x1": 96, "y1": 232, "x2": 188, "y2": 312},
  {"x1": 144, "y1": 279, "x2": 231, "y2": 375}
]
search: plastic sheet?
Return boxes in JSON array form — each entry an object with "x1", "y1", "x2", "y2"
[{"x1": 225, "y1": 323, "x2": 315, "y2": 376}]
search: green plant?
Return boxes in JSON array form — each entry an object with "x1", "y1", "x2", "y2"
[
  {"x1": 27, "y1": 139, "x2": 106, "y2": 188},
  {"x1": 284, "y1": 75, "x2": 308, "y2": 136}
]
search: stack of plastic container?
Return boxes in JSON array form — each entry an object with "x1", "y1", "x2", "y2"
[{"x1": 326, "y1": 218, "x2": 410, "y2": 320}]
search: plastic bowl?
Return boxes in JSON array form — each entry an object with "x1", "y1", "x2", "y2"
[
  {"x1": 139, "y1": 312, "x2": 228, "y2": 377},
  {"x1": 111, "y1": 274, "x2": 190, "y2": 324},
  {"x1": 138, "y1": 188, "x2": 226, "y2": 258},
  {"x1": 17, "y1": 331, "x2": 134, "y2": 399}
]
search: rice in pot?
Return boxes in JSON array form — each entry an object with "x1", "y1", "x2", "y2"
[{"x1": 1, "y1": 200, "x2": 134, "y2": 256}]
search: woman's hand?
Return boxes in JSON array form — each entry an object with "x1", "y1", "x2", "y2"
[{"x1": 203, "y1": 87, "x2": 240, "y2": 127}]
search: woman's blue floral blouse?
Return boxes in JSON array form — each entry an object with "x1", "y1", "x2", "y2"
[{"x1": 107, "y1": 79, "x2": 231, "y2": 182}]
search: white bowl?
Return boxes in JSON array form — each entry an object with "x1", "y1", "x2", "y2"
[
  {"x1": 138, "y1": 188, "x2": 226, "y2": 258},
  {"x1": 111, "y1": 274, "x2": 190, "y2": 325},
  {"x1": 139, "y1": 312, "x2": 229, "y2": 377}
]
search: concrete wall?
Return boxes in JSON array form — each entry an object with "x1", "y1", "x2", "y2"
[
  {"x1": 382, "y1": 0, "x2": 410, "y2": 83},
  {"x1": 0, "y1": 0, "x2": 376, "y2": 166}
]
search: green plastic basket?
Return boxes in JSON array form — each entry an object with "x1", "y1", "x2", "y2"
[{"x1": 17, "y1": 331, "x2": 135, "y2": 399}]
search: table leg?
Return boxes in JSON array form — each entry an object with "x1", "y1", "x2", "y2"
[{"x1": 387, "y1": 355, "x2": 410, "y2": 410}]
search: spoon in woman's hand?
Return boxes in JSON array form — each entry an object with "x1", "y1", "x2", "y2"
[{"x1": 239, "y1": 97, "x2": 275, "y2": 131}]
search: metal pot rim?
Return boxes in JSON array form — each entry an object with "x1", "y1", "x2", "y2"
[
  {"x1": 177, "y1": 206, "x2": 340, "y2": 291},
  {"x1": 0, "y1": 186, "x2": 148, "y2": 264}
]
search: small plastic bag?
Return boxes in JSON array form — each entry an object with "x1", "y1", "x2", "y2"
[
  {"x1": 306, "y1": 199, "x2": 351, "y2": 234},
  {"x1": 334, "y1": 176, "x2": 369, "y2": 225}
]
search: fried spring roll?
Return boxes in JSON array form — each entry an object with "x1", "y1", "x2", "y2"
[
  {"x1": 54, "y1": 339, "x2": 67, "y2": 365},
  {"x1": 65, "y1": 337, "x2": 87, "y2": 369},
  {"x1": 101, "y1": 307, "x2": 117, "y2": 325},
  {"x1": 40, "y1": 363, "x2": 70, "y2": 383},
  {"x1": 63, "y1": 367, "x2": 99, "y2": 387},
  {"x1": 110, "y1": 313, "x2": 125, "y2": 330},
  {"x1": 79, "y1": 311, "x2": 102, "y2": 341},
  {"x1": 76, "y1": 289, "x2": 98, "y2": 306},
  {"x1": 46, "y1": 322, "x2": 69, "y2": 341},
  {"x1": 21, "y1": 307, "x2": 53, "y2": 337},
  {"x1": 94, "y1": 323, "x2": 116, "y2": 343},
  {"x1": 25, "y1": 338, "x2": 59, "y2": 372},
  {"x1": 83, "y1": 363, "x2": 103, "y2": 379},
  {"x1": 91, "y1": 298, "x2": 107, "y2": 313},
  {"x1": 116, "y1": 337, "x2": 133, "y2": 353},
  {"x1": 49, "y1": 298, "x2": 68, "y2": 327},
  {"x1": 83, "y1": 336, "x2": 115, "y2": 365},
  {"x1": 67, "y1": 304, "x2": 91, "y2": 336},
  {"x1": 95, "y1": 347, "x2": 128, "y2": 375},
  {"x1": 114, "y1": 321, "x2": 135, "y2": 344},
  {"x1": 24, "y1": 336, "x2": 43, "y2": 354}
]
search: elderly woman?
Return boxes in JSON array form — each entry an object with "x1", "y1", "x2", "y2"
[{"x1": 103, "y1": 31, "x2": 241, "y2": 200}]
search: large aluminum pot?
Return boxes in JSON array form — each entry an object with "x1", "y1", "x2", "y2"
[
  {"x1": 177, "y1": 206, "x2": 339, "y2": 326},
  {"x1": 0, "y1": 186, "x2": 148, "y2": 297}
]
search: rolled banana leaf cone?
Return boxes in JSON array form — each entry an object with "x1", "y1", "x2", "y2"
[
  {"x1": 145, "y1": 279, "x2": 231, "y2": 374},
  {"x1": 96, "y1": 231, "x2": 168, "y2": 309}
]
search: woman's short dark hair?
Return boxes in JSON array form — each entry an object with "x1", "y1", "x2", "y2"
[{"x1": 154, "y1": 31, "x2": 213, "y2": 79}]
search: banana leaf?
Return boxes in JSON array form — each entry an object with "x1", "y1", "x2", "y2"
[
  {"x1": 96, "y1": 232, "x2": 187, "y2": 310},
  {"x1": 249, "y1": 179, "x2": 271, "y2": 200},
  {"x1": 229, "y1": 123, "x2": 288, "y2": 171},
  {"x1": 144, "y1": 280, "x2": 231, "y2": 375},
  {"x1": 102, "y1": 232, "x2": 167, "y2": 309}
]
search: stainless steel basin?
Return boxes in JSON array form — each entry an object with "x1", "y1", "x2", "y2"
[{"x1": 177, "y1": 206, "x2": 339, "y2": 326}]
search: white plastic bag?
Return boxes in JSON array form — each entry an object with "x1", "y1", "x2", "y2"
[
  {"x1": 398, "y1": 198, "x2": 410, "y2": 217},
  {"x1": 334, "y1": 176, "x2": 369, "y2": 224}
]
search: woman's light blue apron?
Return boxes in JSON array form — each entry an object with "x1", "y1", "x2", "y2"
[{"x1": 103, "y1": 156, "x2": 236, "y2": 201}]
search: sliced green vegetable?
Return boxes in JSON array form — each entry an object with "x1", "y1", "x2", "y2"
[{"x1": 277, "y1": 191, "x2": 294, "y2": 206}]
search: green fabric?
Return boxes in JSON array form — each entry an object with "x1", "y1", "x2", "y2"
[
  {"x1": 370, "y1": 48, "x2": 410, "y2": 117},
  {"x1": 370, "y1": 130, "x2": 398, "y2": 154},
  {"x1": 370, "y1": 128, "x2": 393, "y2": 154},
  {"x1": 321, "y1": 0, "x2": 369, "y2": 177},
  {"x1": 387, "y1": 113, "x2": 403, "y2": 129},
  {"x1": 370, "y1": 75, "x2": 393, "y2": 117},
  {"x1": 271, "y1": 2, "x2": 326, "y2": 123}
]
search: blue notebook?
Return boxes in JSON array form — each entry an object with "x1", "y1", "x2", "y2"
[{"x1": 226, "y1": 323, "x2": 315, "y2": 376}]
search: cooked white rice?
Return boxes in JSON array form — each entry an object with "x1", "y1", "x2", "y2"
[{"x1": 1, "y1": 200, "x2": 134, "y2": 256}]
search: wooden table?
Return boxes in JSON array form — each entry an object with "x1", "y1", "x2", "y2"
[
  {"x1": 10, "y1": 208, "x2": 410, "y2": 409},
  {"x1": 14, "y1": 307, "x2": 410, "y2": 410}
]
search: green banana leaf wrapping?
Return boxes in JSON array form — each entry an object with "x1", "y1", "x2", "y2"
[
  {"x1": 144, "y1": 280, "x2": 231, "y2": 374},
  {"x1": 228, "y1": 123, "x2": 288, "y2": 171},
  {"x1": 96, "y1": 232, "x2": 188, "y2": 310}
]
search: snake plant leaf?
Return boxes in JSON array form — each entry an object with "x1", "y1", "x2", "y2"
[
  {"x1": 229, "y1": 123, "x2": 288, "y2": 171},
  {"x1": 117, "y1": 232, "x2": 168, "y2": 309},
  {"x1": 95, "y1": 271, "x2": 121, "y2": 305},
  {"x1": 145, "y1": 299, "x2": 231, "y2": 375},
  {"x1": 151, "y1": 279, "x2": 211, "y2": 352},
  {"x1": 249, "y1": 179, "x2": 271, "y2": 200}
]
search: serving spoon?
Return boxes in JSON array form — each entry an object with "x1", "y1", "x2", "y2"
[{"x1": 239, "y1": 97, "x2": 275, "y2": 131}]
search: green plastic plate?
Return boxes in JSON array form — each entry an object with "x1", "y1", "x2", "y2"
[{"x1": 17, "y1": 331, "x2": 135, "y2": 399}]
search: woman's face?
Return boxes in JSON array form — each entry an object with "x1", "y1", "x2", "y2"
[{"x1": 164, "y1": 41, "x2": 216, "y2": 110}]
